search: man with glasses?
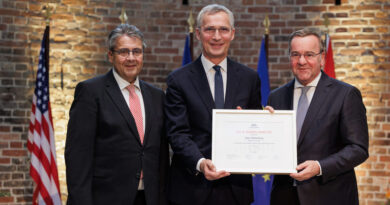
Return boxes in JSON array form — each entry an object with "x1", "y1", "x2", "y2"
[
  {"x1": 65, "y1": 24, "x2": 169, "y2": 205},
  {"x1": 268, "y1": 28, "x2": 369, "y2": 205},
  {"x1": 165, "y1": 4, "x2": 261, "y2": 205}
]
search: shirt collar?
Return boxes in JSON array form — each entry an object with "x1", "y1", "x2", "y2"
[
  {"x1": 201, "y1": 54, "x2": 227, "y2": 72},
  {"x1": 112, "y1": 68, "x2": 141, "y2": 90},
  {"x1": 294, "y1": 72, "x2": 322, "y2": 88}
]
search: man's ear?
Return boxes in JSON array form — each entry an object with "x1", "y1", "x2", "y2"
[
  {"x1": 195, "y1": 27, "x2": 201, "y2": 41},
  {"x1": 320, "y1": 52, "x2": 325, "y2": 67},
  {"x1": 230, "y1": 28, "x2": 235, "y2": 41},
  {"x1": 108, "y1": 51, "x2": 114, "y2": 63}
]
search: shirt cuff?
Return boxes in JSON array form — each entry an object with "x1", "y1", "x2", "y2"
[
  {"x1": 196, "y1": 158, "x2": 206, "y2": 172},
  {"x1": 316, "y1": 160, "x2": 322, "y2": 176}
]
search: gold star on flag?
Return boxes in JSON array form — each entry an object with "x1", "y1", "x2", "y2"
[{"x1": 262, "y1": 174, "x2": 271, "y2": 182}]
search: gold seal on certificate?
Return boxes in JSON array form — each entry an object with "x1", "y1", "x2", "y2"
[{"x1": 212, "y1": 109, "x2": 297, "y2": 174}]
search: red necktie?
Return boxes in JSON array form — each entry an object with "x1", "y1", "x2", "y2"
[{"x1": 127, "y1": 84, "x2": 144, "y2": 144}]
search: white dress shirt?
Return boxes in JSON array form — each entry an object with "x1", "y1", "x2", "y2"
[
  {"x1": 201, "y1": 54, "x2": 227, "y2": 100},
  {"x1": 293, "y1": 72, "x2": 321, "y2": 111},
  {"x1": 196, "y1": 55, "x2": 228, "y2": 172},
  {"x1": 112, "y1": 68, "x2": 146, "y2": 132},
  {"x1": 293, "y1": 72, "x2": 323, "y2": 176},
  {"x1": 112, "y1": 68, "x2": 146, "y2": 189}
]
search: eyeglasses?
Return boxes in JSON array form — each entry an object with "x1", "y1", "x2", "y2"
[
  {"x1": 112, "y1": 48, "x2": 143, "y2": 58},
  {"x1": 201, "y1": 26, "x2": 232, "y2": 35},
  {"x1": 290, "y1": 51, "x2": 322, "y2": 61}
]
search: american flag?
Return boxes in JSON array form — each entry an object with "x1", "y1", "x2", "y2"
[{"x1": 27, "y1": 26, "x2": 62, "y2": 205}]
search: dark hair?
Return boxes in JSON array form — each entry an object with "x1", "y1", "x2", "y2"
[
  {"x1": 108, "y1": 24, "x2": 146, "y2": 51},
  {"x1": 288, "y1": 28, "x2": 324, "y2": 53}
]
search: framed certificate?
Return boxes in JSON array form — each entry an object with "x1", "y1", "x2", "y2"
[{"x1": 212, "y1": 109, "x2": 297, "y2": 174}]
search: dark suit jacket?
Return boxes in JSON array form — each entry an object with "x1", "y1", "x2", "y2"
[
  {"x1": 65, "y1": 69, "x2": 169, "y2": 205},
  {"x1": 164, "y1": 56, "x2": 261, "y2": 205},
  {"x1": 268, "y1": 72, "x2": 369, "y2": 205}
]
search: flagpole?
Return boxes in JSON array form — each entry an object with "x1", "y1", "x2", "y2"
[
  {"x1": 251, "y1": 15, "x2": 273, "y2": 205},
  {"x1": 119, "y1": 8, "x2": 128, "y2": 24},
  {"x1": 187, "y1": 10, "x2": 195, "y2": 61},
  {"x1": 322, "y1": 14, "x2": 336, "y2": 78},
  {"x1": 44, "y1": 5, "x2": 62, "y2": 91},
  {"x1": 189, "y1": 33, "x2": 193, "y2": 61},
  {"x1": 44, "y1": 6, "x2": 50, "y2": 88},
  {"x1": 324, "y1": 14, "x2": 330, "y2": 52},
  {"x1": 263, "y1": 15, "x2": 270, "y2": 70},
  {"x1": 43, "y1": 5, "x2": 55, "y2": 90},
  {"x1": 28, "y1": 5, "x2": 62, "y2": 204}
]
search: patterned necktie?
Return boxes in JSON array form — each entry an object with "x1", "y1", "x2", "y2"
[
  {"x1": 127, "y1": 84, "x2": 144, "y2": 144},
  {"x1": 213, "y1": 65, "x2": 224, "y2": 109},
  {"x1": 296, "y1": 86, "x2": 310, "y2": 141}
]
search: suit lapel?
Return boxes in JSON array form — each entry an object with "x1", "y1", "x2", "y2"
[
  {"x1": 189, "y1": 57, "x2": 215, "y2": 114},
  {"x1": 140, "y1": 80, "x2": 152, "y2": 145},
  {"x1": 105, "y1": 69, "x2": 142, "y2": 145},
  {"x1": 298, "y1": 73, "x2": 332, "y2": 146},
  {"x1": 224, "y1": 58, "x2": 240, "y2": 109},
  {"x1": 283, "y1": 80, "x2": 295, "y2": 110}
]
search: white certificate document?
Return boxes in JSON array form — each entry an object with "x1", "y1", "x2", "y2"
[{"x1": 212, "y1": 109, "x2": 297, "y2": 174}]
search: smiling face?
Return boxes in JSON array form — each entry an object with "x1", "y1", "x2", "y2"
[
  {"x1": 290, "y1": 35, "x2": 325, "y2": 86},
  {"x1": 196, "y1": 11, "x2": 235, "y2": 65},
  {"x1": 108, "y1": 35, "x2": 143, "y2": 83}
]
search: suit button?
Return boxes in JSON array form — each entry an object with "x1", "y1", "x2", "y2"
[{"x1": 136, "y1": 173, "x2": 141, "y2": 179}]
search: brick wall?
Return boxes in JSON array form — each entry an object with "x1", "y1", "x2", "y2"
[{"x1": 0, "y1": 0, "x2": 389, "y2": 204}]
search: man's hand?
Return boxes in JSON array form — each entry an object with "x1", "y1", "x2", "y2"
[
  {"x1": 200, "y1": 159, "x2": 230, "y2": 180},
  {"x1": 290, "y1": 160, "x2": 320, "y2": 181},
  {"x1": 236, "y1": 105, "x2": 274, "y2": 113},
  {"x1": 264, "y1": 105, "x2": 274, "y2": 113}
]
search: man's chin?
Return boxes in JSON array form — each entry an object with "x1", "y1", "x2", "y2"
[
  {"x1": 297, "y1": 76, "x2": 312, "y2": 85},
  {"x1": 208, "y1": 52, "x2": 227, "y2": 59}
]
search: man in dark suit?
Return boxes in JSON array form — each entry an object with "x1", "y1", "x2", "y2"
[
  {"x1": 164, "y1": 4, "x2": 261, "y2": 205},
  {"x1": 65, "y1": 24, "x2": 169, "y2": 205},
  {"x1": 268, "y1": 28, "x2": 369, "y2": 205}
]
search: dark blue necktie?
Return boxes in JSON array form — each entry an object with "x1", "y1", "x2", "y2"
[{"x1": 213, "y1": 65, "x2": 224, "y2": 109}]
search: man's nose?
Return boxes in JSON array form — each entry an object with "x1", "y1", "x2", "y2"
[
  {"x1": 297, "y1": 54, "x2": 307, "y2": 65},
  {"x1": 212, "y1": 29, "x2": 222, "y2": 40},
  {"x1": 126, "y1": 51, "x2": 136, "y2": 60}
]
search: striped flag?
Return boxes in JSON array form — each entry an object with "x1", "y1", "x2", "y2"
[
  {"x1": 324, "y1": 34, "x2": 335, "y2": 78},
  {"x1": 27, "y1": 25, "x2": 62, "y2": 205}
]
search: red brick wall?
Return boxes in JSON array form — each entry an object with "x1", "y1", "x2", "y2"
[{"x1": 0, "y1": 0, "x2": 388, "y2": 204}]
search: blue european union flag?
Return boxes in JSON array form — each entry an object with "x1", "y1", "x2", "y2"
[
  {"x1": 252, "y1": 37, "x2": 273, "y2": 205},
  {"x1": 257, "y1": 38, "x2": 270, "y2": 107},
  {"x1": 252, "y1": 174, "x2": 273, "y2": 205},
  {"x1": 182, "y1": 34, "x2": 192, "y2": 66}
]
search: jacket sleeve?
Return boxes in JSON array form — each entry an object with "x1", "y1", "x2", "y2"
[
  {"x1": 159, "y1": 91, "x2": 170, "y2": 205},
  {"x1": 319, "y1": 86, "x2": 369, "y2": 183},
  {"x1": 248, "y1": 74, "x2": 262, "y2": 109},
  {"x1": 65, "y1": 82, "x2": 97, "y2": 205},
  {"x1": 164, "y1": 74, "x2": 204, "y2": 171}
]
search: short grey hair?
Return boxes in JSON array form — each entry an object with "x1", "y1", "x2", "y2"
[
  {"x1": 108, "y1": 24, "x2": 146, "y2": 51},
  {"x1": 197, "y1": 4, "x2": 234, "y2": 28},
  {"x1": 288, "y1": 28, "x2": 324, "y2": 53}
]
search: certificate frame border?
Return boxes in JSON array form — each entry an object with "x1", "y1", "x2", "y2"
[{"x1": 212, "y1": 109, "x2": 297, "y2": 174}]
